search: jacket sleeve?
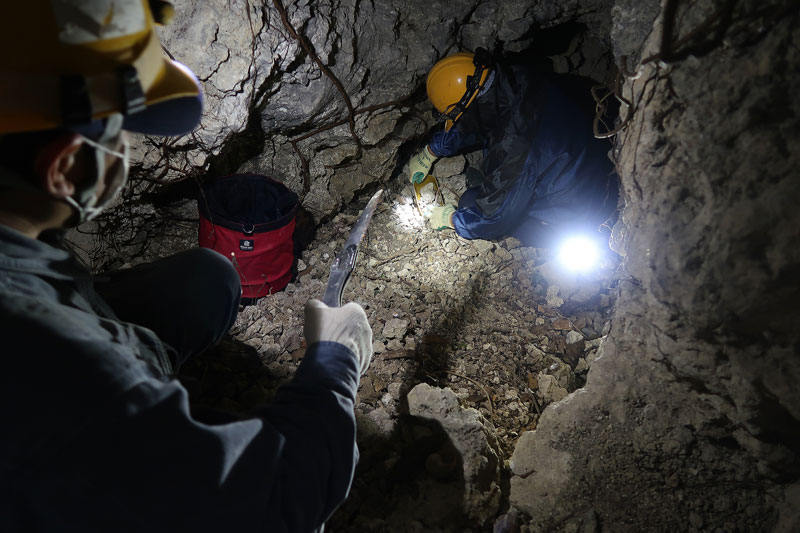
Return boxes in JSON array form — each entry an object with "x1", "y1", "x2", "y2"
[
  {"x1": 452, "y1": 162, "x2": 539, "y2": 242},
  {"x1": 15, "y1": 340, "x2": 361, "y2": 533},
  {"x1": 429, "y1": 125, "x2": 485, "y2": 157}
]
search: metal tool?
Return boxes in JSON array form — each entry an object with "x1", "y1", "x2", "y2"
[
  {"x1": 412, "y1": 174, "x2": 444, "y2": 216},
  {"x1": 321, "y1": 189, "x2": 384, "y2": 307}
]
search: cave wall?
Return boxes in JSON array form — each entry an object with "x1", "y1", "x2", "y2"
[
  {"x1": 150, "y1": 0, "x2": 612, "y2": 219},
  {"x1": 75, "y1": 0, "x2": 613, "y2": 268},
  {"x1": 510, "y1": 0, "x2": 800, "y2": 530}
]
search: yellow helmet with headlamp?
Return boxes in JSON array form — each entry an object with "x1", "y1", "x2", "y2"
[
  {"x1": 426, "y1": 49, "x2": 492, "y2": 131},
  {"x1": 0, "y1": 0, "x2": 203, "y2": 223},
  {"x1": 0, "y1": 0, "x2": 201, "y2": 136}
]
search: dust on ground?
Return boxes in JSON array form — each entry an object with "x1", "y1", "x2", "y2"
[{"x1": 178, "y1": 180, "x2": 620, "y2": 531}]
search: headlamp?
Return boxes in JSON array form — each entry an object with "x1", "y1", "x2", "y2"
[{"x1": 557, "y1": 235, "x2": 599, "y2": 273}]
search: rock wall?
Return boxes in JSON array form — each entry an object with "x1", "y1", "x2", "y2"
[
  {"x1": 75, "y1": 0, "x2": 616, "y2": 267},
  {"x1": 510, "y1": 0, "x2": 800, "y2": 530},
  {"x1": 148, "y1": 0, "x2": 613, "y2": 218}
]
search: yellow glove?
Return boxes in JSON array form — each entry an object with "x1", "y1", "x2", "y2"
[
  {"x1": 409, "y1": 145, "x2": 438, "y2": 184},
  {"x1": 428, "y1": 204, "x2": 456, "y2": 230}
]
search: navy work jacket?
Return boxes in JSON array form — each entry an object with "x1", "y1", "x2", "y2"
[
  {"x1": 0, "y1": 224, "x2": 359, "y2": 532},
  {"x1": 430, "y1": 62, "x2": 618, "y2": 245}
]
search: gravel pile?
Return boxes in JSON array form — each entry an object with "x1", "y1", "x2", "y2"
[{"x1": 180, "y1": 183, "x2": 620, "y2": 531}]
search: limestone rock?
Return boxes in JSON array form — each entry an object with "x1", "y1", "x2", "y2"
[
  {"x1": 407, "y1": 383, "x2": 502, "y2": 527},
  {"x1": 536, "y1": 373, "x2": 568, "y2": 403},
  {"x1": 565, "y1": 330, "x2": 584, "y2": 345},
  {"x1": 382, "y1": 318, "x2": 409, "y2": 339},
  {"x1": 434, "y1": 155, "x2": 466, "y2": 178},
  {"x1": 510, "y1": 3, "x2": 799, "y2": 530}
]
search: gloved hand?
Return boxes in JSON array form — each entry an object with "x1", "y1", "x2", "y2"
[
  {"x1": 304, "y1": 299, "x2": 373, "y2": 375},
  {"x1": 428, "y1": 204, "x2": 456, "y2": 230},
  {"x1": 409, "y1": 145, "x2": 438, "y2": 184}
]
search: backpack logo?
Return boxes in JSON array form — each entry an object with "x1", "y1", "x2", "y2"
[{"x1": 239, "y1": 239, "x2": 254, "y2": 251}]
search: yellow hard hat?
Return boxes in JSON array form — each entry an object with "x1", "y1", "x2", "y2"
[
  {"x1": 426, "y1": 51, "x2": 490, "y2": 131},
  {"x1": 0, "y1": 0, "x2": 202, "y2": 136}
]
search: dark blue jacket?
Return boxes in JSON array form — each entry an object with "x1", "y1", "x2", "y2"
[
  {"x1": 430, "y1": 63, "x2": 618, "y2": 245},
  {"x1": 0, "y1": 224, "x2": 359, "y2": 532}
]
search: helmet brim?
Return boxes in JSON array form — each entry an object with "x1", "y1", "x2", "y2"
[{"x1": 123, "y1": 59, "x2": 203, "y2": 136}]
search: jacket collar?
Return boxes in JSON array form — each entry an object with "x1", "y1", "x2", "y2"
[{"x1": 0, "y1": 224, "x2": 90, "y2": 280}]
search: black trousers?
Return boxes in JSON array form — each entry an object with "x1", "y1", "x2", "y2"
[{"x1": 94, "y1": 248, "x2": 241, "y2": 368}]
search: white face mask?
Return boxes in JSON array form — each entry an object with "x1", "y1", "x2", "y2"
[{"x1": 65, "y1": 113, "x2": 130, "y2": 223}]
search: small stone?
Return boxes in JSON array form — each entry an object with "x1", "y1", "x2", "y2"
[
  {"x1": 552, "y1": 317, "x2": 572, "y2": 330},
  {"x1": 372, "y1": 378, "x2": 387, "y2": 393},
  {"x1": 382, "y1": 318, "x2": 409, "y2": 339},
  {"x1": 472, "y1": 240, "x2": 494, "y2": 254},
  {"x1": 525, "y1": 344, "x2": 545, "y2": 361},
  {"x1": 495, "y1": 247, "x2": 513, "y2": 261},
  {"x1": 581, "y1": 326, "x2": 598, "y2": 338},
  {"x1": 565, "y1": 330, "x2": 584, "y2": 344},
  {"x1": 586, "y1": 349, "x2": 601, "y2": 365},
  {"x1": 362, "y1": 407, "x2": 396, "y2": 438},
  {"x1": 599, "y1": 294, "x2": 610, "y2": 308},
  {"x1": 537, "y1": 373, "x2": 568, "y2": 403},
  {"x1": 586, "y1": 337, "x2": 604, "y2": 349},
  {"x1": 372, "y1": 340, "x2": 386, "y2": 354},
  {"x1": 493, "y1": 509, "x2": 521, "y2": 533},
  {"x1": 444, "y1": 240, "x2": 459, "y2": 253},
  {"x1": 546, "y1": 285, "x2": 564, "y2": 308},
  {"x1": 689, "y1": 512, "x2": 703, "y2": 528},
  {"x1": 435, "y1": 154, "x2": 466, "y2": 177},
  {"x1": 386, "y1": 338, "x2": 403, "y2": 350}
]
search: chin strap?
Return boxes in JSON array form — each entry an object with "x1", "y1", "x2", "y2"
[{"x1": 64, "y1": 114, "x2": 129, "y2": 223}]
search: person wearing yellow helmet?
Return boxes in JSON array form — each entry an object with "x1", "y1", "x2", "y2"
[
  {"x1": 410, "y1": 47, "x2": 619, "y2": 247},
  {"x1": 0, "y1": 2, "x2": 371, "y2": 531},
  {"x1": 408, "y1": 50, "x2": 492, "y2": 186}
]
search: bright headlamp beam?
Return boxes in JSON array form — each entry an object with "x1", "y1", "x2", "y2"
[{"x1": 558, "y1": 236, "x2": 598, "y2": 272}]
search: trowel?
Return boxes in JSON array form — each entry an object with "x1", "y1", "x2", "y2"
[{"x1": 412, "y1": 174, "x2": 445, "y2": 216}]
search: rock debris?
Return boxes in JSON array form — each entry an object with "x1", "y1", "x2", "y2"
[{"x1": 181, "y1": 177, "x2": 618, "y2": 531}]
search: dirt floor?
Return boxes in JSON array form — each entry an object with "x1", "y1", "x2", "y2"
[{"x1": 176, "y1": 174, "x2": 620, "y2": 531}]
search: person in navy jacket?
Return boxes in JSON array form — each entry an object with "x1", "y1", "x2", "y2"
[
  {"x1": 409, "y1": 48, "x2": 619, "y2": 247},
  {"x1": 0, "y1": 2, "x2": 372, "y2": 531}
]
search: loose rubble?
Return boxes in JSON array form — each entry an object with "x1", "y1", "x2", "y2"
[{"x1": 180, "y1": 174, "x2": 618, "y2": 530}]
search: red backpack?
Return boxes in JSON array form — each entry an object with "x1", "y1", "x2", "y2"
[{"x1": 198, "y1": 174, "x2": 298, "y2": 302}]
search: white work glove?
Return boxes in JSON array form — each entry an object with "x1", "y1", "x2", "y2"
[
  {"x1": 304, "y1": 299, "x2": 373, "y2": 375},
  {"x1": 409, "y1": 145, "x2": 438, "y2": 184},
  {"x1": 428, "y1": 204, "x2": 456, "y2": 230}
]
